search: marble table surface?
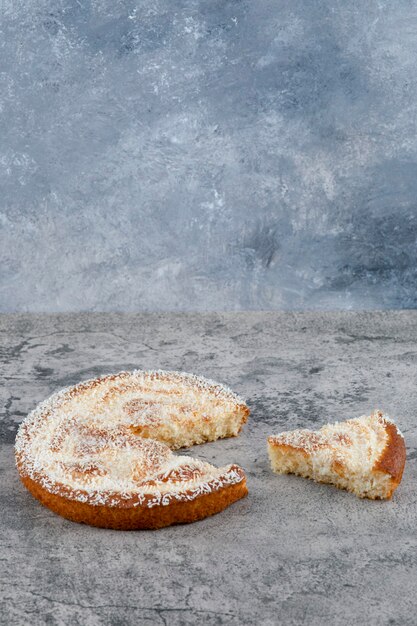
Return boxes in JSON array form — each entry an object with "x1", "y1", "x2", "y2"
[{"x1": 1, "y1": 312, "x2": 416, "y2": 626}]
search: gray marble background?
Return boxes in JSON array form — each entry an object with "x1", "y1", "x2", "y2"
[{"x1": 1, "y1": 0, "x2": 417, "y2": 312}]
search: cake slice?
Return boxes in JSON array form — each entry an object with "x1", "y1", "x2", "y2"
[{"x1": 267, "y1": 410, "x2": 406, "y2": 499}]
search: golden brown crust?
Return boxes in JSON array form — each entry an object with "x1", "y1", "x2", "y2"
[
  {"x1": 15, "y1": 451, "x2": 246, "y2": 510},
  {"x1": 239, "y1": 406, "x2": 250, "y2": 427},
  {"x1": 20, "y1": 473, "x2": 248, "y2": 530},
  {"x1": 373, "y1": 421, "x2": 406, "y2": 497}
]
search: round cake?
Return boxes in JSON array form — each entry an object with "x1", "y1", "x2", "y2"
[{"x1": 15, "y1": 370, "x2": 249, "y2": 529}]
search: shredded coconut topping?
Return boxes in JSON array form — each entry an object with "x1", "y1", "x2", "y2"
[
  {"x1": 268, "y1": 410, "x2": 402, "y2": 470},
  {"x1": 15, "y1": 370, "x2": 247, "y2": 508}
]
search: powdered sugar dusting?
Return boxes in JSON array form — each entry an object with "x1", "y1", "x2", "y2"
[{"x1": 15, "y1": 370, "x2": 247, "y2": 508}]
